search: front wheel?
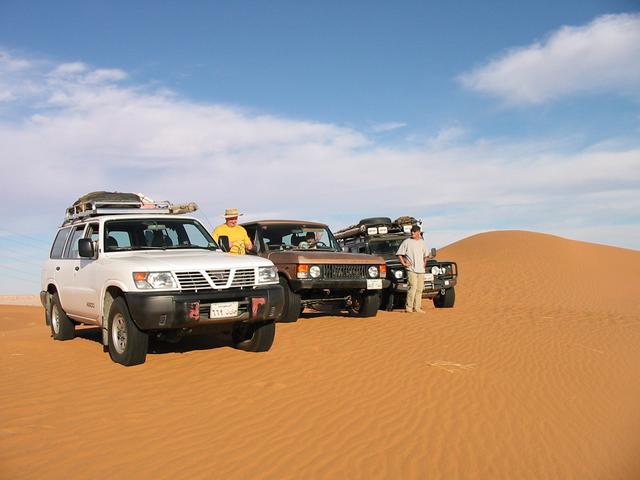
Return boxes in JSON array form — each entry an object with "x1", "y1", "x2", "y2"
[
  {"x1": 107, "y1": 297, "x2": 148, "y2": 366},
  {"x1": 278, "y1": 277, "x2": 301, "y2": 323},
  {"x1": 232, "y1": 321, "x2": 276, "y2": 352},
  {"x1": 433, "y1": 287, "x2": 455, "y2": 308},
  {"x1": 50, "y1": 293, "x2": 75, "y2": 340},
  {"x1": 348, "y1": 292, "x2": 380, "y2": 317}
]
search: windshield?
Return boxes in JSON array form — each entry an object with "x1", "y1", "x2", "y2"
[
  {"x1": 104, "y1": 218, "x2": 218, "y2": 252},
  {"x1": 257, "y1": 224, "x2": 340, "y2": 252},
  {"x1": 369, "y1": 238, "x2": 406, "y2": 255}
]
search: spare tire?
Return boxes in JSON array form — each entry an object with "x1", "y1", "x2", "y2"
[{"x1": 359, "y1": 217, "x2": 392, "y2": 226}]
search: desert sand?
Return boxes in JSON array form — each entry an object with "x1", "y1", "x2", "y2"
[{"x1": 1, "y1": 230, "x2": 639, "y2": 479}]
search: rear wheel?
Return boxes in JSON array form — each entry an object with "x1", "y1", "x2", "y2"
[
  {"x1": 381, "y1": 291, "x2": 396, "y2": 312},
  {"x1": 433, "y1": 288, "x2": 455, "y2": 308},
  {"x1": 108, "y1": 297, "x2": 148, "y2": 366},
  {"x1": 349, "y1": 292, "x2": 380, "y2": 317},
  {"x1": 50, "y1": 293, "x2": 75, "y2": 340},
  {"x1": 278, "y1": 277, "x2": 301, "y2": 323},
  {"x1": 232, "y1": 321, "x2": 276, "y2": 352}
]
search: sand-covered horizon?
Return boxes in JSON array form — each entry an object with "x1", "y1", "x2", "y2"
[{"x1": 2, "y1": 230, "x2": 639, "y2": 479}]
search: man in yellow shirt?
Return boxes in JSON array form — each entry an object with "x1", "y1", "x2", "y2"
[{"x1": 212, "y1": 208, "x2": 253, "y2": 255}]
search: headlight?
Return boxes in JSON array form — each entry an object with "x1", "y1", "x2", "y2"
[
  {"x1": 309, "y1": 265, "x2": 321, "y2": 278},
  {"x1": 133, "y1": 271, "x2": 177, "y2": 289},
  {"x1": 258, "y1": 266, "x2": 278, "y2": 283},
  {"x1": 394, "y1": 270, "x2": 404, "y2": 280},
  {"x1": 431, "y1": 266, "x2": 442, "y2": 275},
  {"x1": 368, "y1": 266, "x2": 379, "y2": 278}
]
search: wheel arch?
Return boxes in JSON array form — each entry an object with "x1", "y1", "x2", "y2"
[{"x1": 101, "y1": 285, "x2": 126, "y2": 346}]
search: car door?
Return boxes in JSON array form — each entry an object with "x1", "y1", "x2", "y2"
[
  {"x1": 58, "y1": 224, "x2": 85, "y2": 316},
  {"x1": 71, "y1": 222, "x2": 101, "y2": 321},
  {"x1": 46, "y1": 226, "x2": 72, "y2": 288}
]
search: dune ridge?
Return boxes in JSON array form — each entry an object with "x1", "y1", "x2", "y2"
[{"x1": 1, "y1": 230, "x2": 639, "y2": 479}]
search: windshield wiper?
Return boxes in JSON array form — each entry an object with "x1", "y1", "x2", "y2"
[{"x1": 173, "y1": 245, "x2": 217, "y2": 250}]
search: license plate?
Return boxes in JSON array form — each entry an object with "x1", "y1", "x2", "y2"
[
  {"x1": 424, "y1": 274, "x2": 434, "y2": 283},
  {"x1": 209, "y1": 301, "x2": 239, "y2": 319},
  {"x1": 367, "y1": 279, "x2": 382, "y2": 289}
]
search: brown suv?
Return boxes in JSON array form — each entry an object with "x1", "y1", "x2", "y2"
[{"x1": 239, "y1": 220, "x2": 390, "y2": 322}]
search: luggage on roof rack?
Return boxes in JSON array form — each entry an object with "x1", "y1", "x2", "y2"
[
  {"x1": 62, "y1": 191, "x2": 198, "y2": 225},
  {"x1": 394, "y1": 216, "x2": 419, "y2": 226}
]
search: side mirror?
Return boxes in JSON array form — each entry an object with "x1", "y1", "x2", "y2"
[
  {"x1": 218, "y1": 235, "x2": 230, "y2": 252},
  {"x1": 79, "y1": 238, "x2": 95, "y2": 258},
  {"x1": 430, "y1": 247, "x2": 437, "y2": 258}
]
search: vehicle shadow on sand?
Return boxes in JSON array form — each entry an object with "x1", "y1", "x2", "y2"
[{"x1": 73, "y1": 325, "x2": 235, "y2": 355}]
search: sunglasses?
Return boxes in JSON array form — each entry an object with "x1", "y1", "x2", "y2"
[{"x1": 226, "y1": 216, "x2": 238, "y2": 220}]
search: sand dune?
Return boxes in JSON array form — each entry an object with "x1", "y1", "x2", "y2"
[{"x1": 1, "y1": 230, "x2": 639, "y2": 479}]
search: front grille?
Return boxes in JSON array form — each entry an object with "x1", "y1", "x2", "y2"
[
  {"x1": 231, "y1": 268, "x2": 256, "y2": 287},
  {"x1": 174, "y1": 271, "x2": 212, "y2": 292},
  {"x1": 175, "y1": 268, "x2": 257, "y2": 292},
  {"x1": 324, "y1": 264, "x2": 368, "y2": 279},
  {"x1": 206, "y1": 269, "x2": 230, "y2": 287}
]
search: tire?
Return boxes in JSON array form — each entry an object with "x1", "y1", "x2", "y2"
[
  {"x1": 107, "y1": 297, "x2": 148, "y2": 366},
  {"x1": 50, "y1": 293, "x2": 75, "y2": 340},
  {"x1": 359, "y1": 217, "x2": 392, "y2": 226},
  {"x1": 349, "y1": 292, "x2": 380, "y2": 317},
  {"x1": 433, "y1": 288, "x2": 455, "y2": 308},
  {"x1": 381, "y1": 291, "x2": 396, "y2": 312},
  {"x1": 278, "y1": 276, "x2": 301, "y2": 323},
  {"x1": 44, "y1": 294, "x2": 52, "y2": 326},
  {"x1": 232, "y1": 321, "x2": 276, "y2": 352}
]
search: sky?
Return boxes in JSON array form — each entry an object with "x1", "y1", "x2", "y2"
[{"x1": 0, "y1": 0, "x2": 639, "y2": 294}]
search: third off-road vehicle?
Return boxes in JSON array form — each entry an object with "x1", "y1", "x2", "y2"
[{"x1": 335, "y1": 217, "x2": 458, "y2": 310}]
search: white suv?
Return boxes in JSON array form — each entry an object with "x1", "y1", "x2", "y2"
[{"x1": 41, "y1": 202, "x2": 283, "y2": 366}]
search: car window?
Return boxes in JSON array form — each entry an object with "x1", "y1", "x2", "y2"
[
  {"x1": 259, "y1": 224, "x2": 340, "y2": 251},
  {"x1": 50, "y1": 227, "x2": 72, "y2": 259},
  {"x1": 244, "y1": 224, "x2": 258, "y2": 252},
  {"x1": 87, "y1": 223, "x2": 99, "y2": 242},
  {"x1": 63, "y1": 225, "x2": 86, "y2": 259},
  {"x1": 105, "y1": 218, "x2": 216, "y2": 251},
  {"x1": 182, "y1": 223, "x2": 210, "y2": 248},
  {"x1": 108, "y1": 230, "x2": 133, "y2": 249},
  {"x1": 369, "y1": 239, "x2": 405, "y2": 255}
]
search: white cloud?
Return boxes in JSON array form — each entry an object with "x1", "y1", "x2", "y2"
[
  {"x1": 370, "y1": 122, "x2": 407, "y2": 133},
  {"x1": 0, "y1": 49, "x2": 639, "y2": 293},
  {"x1": 0, "y1": 51, "x2": 32, "y2": 72},
  {"x1": 50, "y1": 62, "x2": 88, "y2": 76},
  {"x1": 426, "y1": 126, "x2": 467, "y2": 148},
  {"x1": 459, "y1": 13, "x2": 640, "y2": 105}
]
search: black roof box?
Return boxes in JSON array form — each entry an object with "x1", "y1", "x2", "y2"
[{"x1": 358, "y1": 217, "x2": 392, "y2": 226}]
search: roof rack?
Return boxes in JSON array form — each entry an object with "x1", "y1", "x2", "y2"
[
  {"x1": 62, "y1": 192, "x2": 198, "y2": 226},
  {"x1": 334, "y1": 216, "x2": 421, "y2": 241}
]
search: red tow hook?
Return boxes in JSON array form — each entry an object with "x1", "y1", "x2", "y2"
[
  {"x1": 251, "y1": 297, "x2": 266, "y2": 317},
  {"x1": 187, "y1": 301, "x2": 200, "y2": 320}
]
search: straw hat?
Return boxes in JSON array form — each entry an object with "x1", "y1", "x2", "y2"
[{"x1": 224, "y1": 207, "x2": 243, "y2": 218}]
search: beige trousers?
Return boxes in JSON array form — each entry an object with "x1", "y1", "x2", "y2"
[{"x1": 406, "y1": 271, "x2": 425, "y2": 311}]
